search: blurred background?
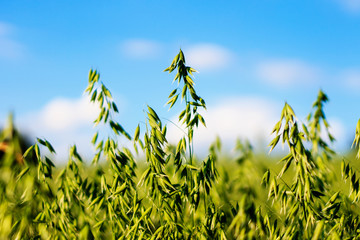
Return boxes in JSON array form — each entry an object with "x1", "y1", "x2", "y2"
[{"x1": 1, "y1": 0, "x2": 360, "y2": 161}]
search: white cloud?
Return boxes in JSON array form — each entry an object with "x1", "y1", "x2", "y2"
[
  {"x1": 0, "y1": 21, "x2": 24, "y2": 60},
  {"x1": 184, "y1": 44, "x2": 233, "y2": 71},
  {"x1": 256, "y1": 59, "x2": 320, "y2": 87},
  {"x1": 166, "y1": 97, "x2": 349, "y2": 156},
  {"x1": 31, "y1": 96, "x2": 98, "y2": 132},
  {"x1": 18, "y1": 96, "x2": 101, "y2": 161},
  {"x1": 336, "y1": 0, "x2": 360, "y2": 13},
  {"x1": 167, "y1": 96, "x2": 281, "y2": 154},
  {"x1": 120, "y1": 39, "x2": 162, "y2": 59}
]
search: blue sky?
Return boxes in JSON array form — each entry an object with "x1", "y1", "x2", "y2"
[{"x1": 1, "y1": 1, "x2": 360, "y2": 160}]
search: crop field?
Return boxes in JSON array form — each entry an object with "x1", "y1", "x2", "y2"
[{"x1": 1, "y1": 50, "x2": 360, "y2": 239}]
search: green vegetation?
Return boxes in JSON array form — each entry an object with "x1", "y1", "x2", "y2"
[{"x1": 1, "y1": 50, "x2": 360, "y2": 239}]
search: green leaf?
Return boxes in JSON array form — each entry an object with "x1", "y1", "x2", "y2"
[
  {"x1": 91, "y1": 90, "x2": 97, "y2": 102},
  {"x1": 134, "y1": 125, "x2": 140, "y2": 142},
  {"x1": 45, "y1": 139, "x2": 56, "y2": 154},
  {"x1": 113, "y1": 182, "x2": 127, "y2": 195},
  {"x1": 311, "y1": 220, "x2": 324, "y2": 240},
  {"x1": 198, "y1": 114, "x2": 206, "y2": 127},
  {"x1": 179, "y1": 110, "x2": 186, "y2": 121},
  {"x1": 34, "y1": 144, "x2": 40, "y2": 160},
  {"x1": 261, "y1": 169, "x2": 270, "y2": 186},
  {"x1": 169, "y1": 94, "x2": 178, "y2": 108},
  {"x1": 45, "y1": 156, "x2": 55, "y2": 168},
  {"x1": 268, "y1": 135, "x2": 280, "y2": 153},
  {"x1": 147, "y1": 106, "x2": 160, "y2": 122},
  {"x1": 112, "y1": 102, "x2": 119, "y2": 113},
  {"x1": 168, "y1": 89, "x2": 177, "y2": 98},
  {"x1": 16, "y1": 167, "x2": 29, "y2": 181},
  {"x1": 23, "y1": 145, "x2": 34, "y2": 159},
  {"x1": 91, "y1": 132, "x2": 99, "y2": 145}
]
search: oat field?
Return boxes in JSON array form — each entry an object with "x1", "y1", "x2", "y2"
[{"x1": 0, "y1": 50, "x2": 360, "y2": 239}]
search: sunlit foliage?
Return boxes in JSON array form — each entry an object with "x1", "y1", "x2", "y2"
[{"x1": 0, "y1": 50, "x2": 360, "y2": 239}]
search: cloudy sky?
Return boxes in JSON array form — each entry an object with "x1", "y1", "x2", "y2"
[{"x1": 1, "y1": 1, "x2": 360, "y2": 160}]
